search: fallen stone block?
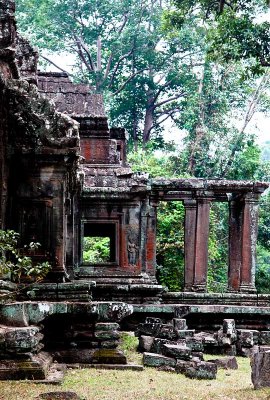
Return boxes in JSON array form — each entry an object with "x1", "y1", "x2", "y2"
[
  {"x1": 208, "y1": 356, "x2": 238, "y2": 370},
  {"x1": 251, "y1": 350, "x2": 270, "y2": 389},
  {"x1": 136, "y1": 322, "x2": 161, "y2": 337},
  {"x1": 143, "y1": 352, "x2": 176, "y2": 368},
  {"x1": 177, "y1": 330, "x2": 195, "y2": 339},
  {"x1": 221, "y1": 344, "x2": 237, "y2": 356},
  {"x1": 186, "y1": 337, "x2": 204, "y2": 352},
  {"x1": 237, "y1": 329, "x2": 259, "y2": 347},
  {"x1": 158, "y1": 324, "x2": 179, "y2": 340},
  {"x1": 191, "y1": 352, "x2": 204, "y2": 361},
  {"x1": 259, "y1": 346, "x2": 270, "y2": 352},
  {"x1": 202, "y1": 336, "x2": 218, "y2": 346},
  {"x1": 223, "y1": 319, "x2": 236, "y2": 337},
  {"x1": 176, "y1": 359, "x2": 217, "y2": 380},
  {"x1": 162, "y1": 344, "x2": 192, "y2": 360},
  {"x1": 173, "y1": 319, "x2": 187, "y2": 330},
  {"x1": 259, "y1": 331, "x2": 270, "y2": 345},
  {"x1": 151, "y1": 338, "x2": 177, "y2": 354},
  {"x1": 238, "y1": 345, "x2": 259, "y2": 358},
  {"x1": 138, "y1": 335, "x2": 155, "y2": 352}
]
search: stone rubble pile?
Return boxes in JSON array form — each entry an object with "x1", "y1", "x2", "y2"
[{"x1": 136, "y1": 316, "x2": 270, "y2": 379}]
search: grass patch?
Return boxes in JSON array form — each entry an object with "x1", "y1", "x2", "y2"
[
  {"x1": 1, "y1": 356, "x2": 270, "y2": 399},
  {"x1": 119, "y1": 332, "x2": 141, "y2": 364}
]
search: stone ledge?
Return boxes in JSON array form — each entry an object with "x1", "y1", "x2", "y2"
[{"x1": 66, "y1": 363, "x2": 143, "y2": 371}]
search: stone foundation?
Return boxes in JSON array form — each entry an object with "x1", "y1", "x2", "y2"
[{"x1": 0, "y1": 301, "x2": 133, "y2": 380}]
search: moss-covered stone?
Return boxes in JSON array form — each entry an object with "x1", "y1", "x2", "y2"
[
  {"x1": 92, "y1": 349, "x2": 126, "y2": 364},
  {"x1": 143, "y1": 352, "x2": 176, "y2": 368}
]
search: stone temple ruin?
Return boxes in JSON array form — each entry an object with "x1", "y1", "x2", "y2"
[{"x1": 0, "y1": 0, "x2": 270, "y2": 386}]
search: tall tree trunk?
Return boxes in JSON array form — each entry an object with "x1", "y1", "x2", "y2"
[
  {"x1": 142, "y1": 103, "x2": 154, "y2": 146},
  {"x1": 142, "y1": 66, "x2": 155, "y2": 147},
  {"x1": 188, "y1": 61, "x2": 207, "y2": 175},
  {"x1": 132, "y1": 108, "x2": 138, "y2": 151}
]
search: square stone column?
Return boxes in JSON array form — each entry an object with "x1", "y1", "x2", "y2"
[
  {"x1": 228, "y1": 198, "x2": 243, "y2": 291},
  {"x1": 192, "y1": 197, "x2": 211, "y2": 292},
  {"x1": 183, "y1": 199, "x2": 197, "y2": 291},
  {"x1": 183, "y1": 196, "x2": 211, "y2": 292},
  {"x1": 239, "y1": 193, "x2": 259, "y2": 293},
  {"x1": 228, "y1": 193, "x2": 259, "y2": 293}
]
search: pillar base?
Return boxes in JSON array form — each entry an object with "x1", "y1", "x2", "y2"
[
  {"x1": 226, "y1": 287, "x2": 240, "y2": 293},
  {"x1": 184, "y1": 284, "x2": 207, "y2": 293},
  {"x1": 239, "y1": 284, "x2": 257, "y2": 294}
]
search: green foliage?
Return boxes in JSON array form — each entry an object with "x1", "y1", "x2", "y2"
[
  {"x1": 83, "y1": 236, "x2": 110, "y2": 263},
  {"x1": 120, "y1": 332, "x2": 138, "y2": 353},
  {"x1": 128, "y1": 149, "x2": 183, "y2": 178},
  {"x1": 256, "y1": 245, "x2": 270, "y2": 293},
  {"x1": 16, "y1": 0, "x2": 201, "y2": 147},
  {"x1": 156, "y1": 201, "x2": 185, "y2": 291},
  {"x1": 169, "y1": 0, "x2": 270, "y2": 74},
  {"x1": 256, "y1": 193, "x2": 270, "y2": 294},
  {"x1": 207, "y1": 204, "x2": 228, "y2": 292},
  {"x1": 0, "y1": 230, "x2": 51, "y2": 283}
]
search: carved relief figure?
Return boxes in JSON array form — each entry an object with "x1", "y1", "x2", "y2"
[{"x1": 127, "y1": 237, "x2": 139, "y2": 266}]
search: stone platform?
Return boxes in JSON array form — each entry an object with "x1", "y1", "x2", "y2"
[
  {"x1": 163, "y1": 291, "x2": 270, "y2": 306},
  {"x1": 121, "y1": 300, "x2": 270, "y2": 331}
]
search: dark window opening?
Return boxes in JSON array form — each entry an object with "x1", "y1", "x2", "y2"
[
  {"x1": 117, "y1": 143, "x2": 122, "y2": 161},
  {"x1": 83, "y1": 223, "x2": 117, "y2": 264}
]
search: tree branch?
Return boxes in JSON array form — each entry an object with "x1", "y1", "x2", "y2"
[
  {"x1": 74, "y1": 34, "x2": 96, "y2": 71},
  {"x1": 103, "y1": 54, "x2": 113, "y2": 81},
  {"x1": 156, "y1": 106, "x2": 181, "y2": 117},
  {"x1": 74, "y1": 41, "x2": 93, "y2": 73},
  {"x1": 154, "y1": 93, "x2": 184, "y2": 109},
  {"x1": 156, "y1": 110, "x2": 179, "y2": 126},
  {"x1": 112, "y1": 68, "x2": 149, "y2": 95},
  {"x1": 152, "y1": 79, "x2": 177, "y2": 103},
  {"x1": 108, "y1": 48, "x2": 134, "y2": 87},
  {"x1": 118, "y1": 12, "x2": 129, "y2": 34},
  {"x1": 40, "y1": 55, "x2": 75, "y2": 77}
]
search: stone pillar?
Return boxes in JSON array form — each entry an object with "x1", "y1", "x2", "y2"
[
  {"x1": 145, "y1": 203, "x2": 157, "y2": 276},
  {"x1": 192, "y1": 197, "x2": 211, "y2": 292},
  {"x1": 239, "y1": 193, "x2": 259, "y2": 293},
  {"x1": 183, "y1": 199, "x2": 197, "y2": 291},
  {"x1": 228, "y1": 198, "x2": 243, "y2": 291},
  {"x1": 228, "y1": 193, "x2": 259, "y2": 293}
]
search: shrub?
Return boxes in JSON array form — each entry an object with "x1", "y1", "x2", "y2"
[{"x1": 0, "y1": 229, "x2": 51, "y2": 283}]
